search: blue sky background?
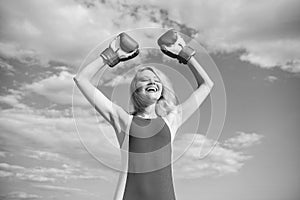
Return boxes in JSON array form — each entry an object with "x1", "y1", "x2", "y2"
[{"x1": 0, "y1": 0, "x2": 300, "y2": 200}]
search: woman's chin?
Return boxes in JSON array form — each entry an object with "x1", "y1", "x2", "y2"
[{"x1": 146, "y1": 94, "x2": 160, "y2": 100}]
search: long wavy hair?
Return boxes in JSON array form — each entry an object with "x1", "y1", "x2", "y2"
[{"x1": 129, "y1": 65, "x2": 178, "y2": 117}]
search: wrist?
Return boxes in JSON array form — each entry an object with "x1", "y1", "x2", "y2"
[
  {"x1": 178, "y1": 46, "x2": 195, "y2": 64},
  {"x1": 100, "y1": 47, "x2": 120, "y2": 67}
]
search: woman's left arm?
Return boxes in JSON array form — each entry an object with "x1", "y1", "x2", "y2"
[
  {"x1": 157, "y1": 29, "x2": 214, "y2": 132},
  {"x1": 174, "y1": 56, "x2": 214, "y2": 129}
]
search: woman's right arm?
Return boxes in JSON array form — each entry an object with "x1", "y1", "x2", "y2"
[{"x1": 73, "y1": 56, "x2": 131, "y2": 146}]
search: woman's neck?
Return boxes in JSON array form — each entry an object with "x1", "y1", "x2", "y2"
[{"x1": 137, "y1": 103, "x2": 157, "y2": 118}]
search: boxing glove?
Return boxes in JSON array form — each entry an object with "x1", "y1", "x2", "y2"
[
  {"x1": 157, "y1": 29, "x2": 195, "y2": 64},
  {"x1": 100, "y1": 32, "x2": 139, "y2": 67}
]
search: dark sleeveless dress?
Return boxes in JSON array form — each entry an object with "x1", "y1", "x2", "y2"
[{"x1": 122, "y1": 115, "x2": 176, "y2": 200}]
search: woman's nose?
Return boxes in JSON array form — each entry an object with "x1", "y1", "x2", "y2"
[{"x1": 148, "y1": 79, "x2": 156, "y2": 84}]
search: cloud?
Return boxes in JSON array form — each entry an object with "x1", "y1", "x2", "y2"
[
  {"x1": 15, "y1": 172, "x2": 56, "y2": 183},
  {"x1": 0, "y1": 42, "x2": 46, "y2": 66},
  {"x1": 0, "y1": 105, "x2": 118, "y2": 181},
  {"x1": 32, "y1": 184, "x2": 98, "y2": 197},
  {"x1": 0, "y1": 0, "x2": 299, "y2": 73},
  {"x1": 0, "y1": 163, "x2": 25, "y2": 171},
  {"x1": 173, "y1": 132, "x2": 263, "y2": 179},
  {"x1": 150, "y1": 0, "x2": 300, "y2": 73},
  {"x1": 0, "y1": 106, "x2": 112, "y2": 159},
  {"x1": 0, "y1": 191, "x2": 41, "y2": 200},
  {"x1": 0, "y1": 100, "x2": 264, "y2": 181},
  {"x1": 0, "y1": 58, "x2": 15, "y2": 76},
  {"x1": 21, "y1": 69, "x2": 117, "y2": 108},
  {"x1": 223, "y1": 131, "x2": 264, "y2": 149},
  {"x1": 23, "y1": 150, "x2": 72, "y2": 163},
  {"x1": 76, "y1": 0, "x2": 300, "y2": 73},
  {"x1": 0, "y1": 170, "x2": 13, "y2": 178},
  {"x1": 0, "y1": 150, "x2": 8, "y2": 157},
  {"x1": 0, "y1": 89, "x2": 28, "y2": 109},
  {"x1": 0, "y1": 162, "x2": 55, "y2": 182},
  {"x1": 0, "y1": 110, "x2": 110, "y2": 197},
  {"x1": 103, "y1": 74, "x2": 134, "y2": 87},
  {"x1": 16, "y1": 71, "x2": 95, "y2": 112},
  {"x1": 88, "y1": 0, "x2": 300, "y2": 73},
  {"x1": 265, "y1": 75, "x2": 278, "y2": 83},
  {"x1": 33, "y1": 184, "x2": 85, "y2": 192},
  {"x1": 0, "y1": 0, "x2": 160, "y2": 66},
  {"x1": 23, "y1": 70, "x2": 89, "y2": 106},
  {"x1": 0, "y1": 161, "x2": 108, "y2": 183}
]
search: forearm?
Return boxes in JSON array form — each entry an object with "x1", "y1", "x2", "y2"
[
  {"x1": 187, "y1": 56, "x2": 214, "y2": 89},
  {"x1": 73, "y1": 56, "x2": 107, "y2": 82}
]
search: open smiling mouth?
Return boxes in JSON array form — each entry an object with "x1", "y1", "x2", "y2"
[{"x1": 145, "y1": 85, "x2": 158, "y2": 93}]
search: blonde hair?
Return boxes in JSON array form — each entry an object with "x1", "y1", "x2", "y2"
[{"x1": 129, "y1": 65, "x2": 178, "y2": 117}]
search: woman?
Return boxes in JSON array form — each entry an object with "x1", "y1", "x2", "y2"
[{"x1": 73, "y1": 30, "x2": 214, "y2": 200}]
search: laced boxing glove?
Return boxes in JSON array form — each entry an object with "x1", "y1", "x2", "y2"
[
  {"x1": 157, "y1": 29, "x2": 195, "y2": 64},
  {"x1": 100, "y1": 32, "x2": 139, "y2": 67}
]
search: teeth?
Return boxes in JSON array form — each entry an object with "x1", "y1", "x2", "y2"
[{"x1": 146, "y1": 86, "x2": 157, "y2": 92}]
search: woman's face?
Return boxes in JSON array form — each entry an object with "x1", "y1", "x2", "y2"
[{"x1": 135, "y1": 70, "x2": 163, "y2": 103}]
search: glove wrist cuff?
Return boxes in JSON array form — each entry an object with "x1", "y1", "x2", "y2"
[
  {"x1": 178, "y1": 46, "x2": 195, "y2": 64},
  {"x1": 119, "y1": 49, "x2": 140, "y2": 62},
  {"x1": 100, "y1": 48, "x2": 120, "y2": 67}
]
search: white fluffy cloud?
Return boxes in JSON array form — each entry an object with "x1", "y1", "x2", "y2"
[
  {"x1": 32, "y1": 184, "x2": 85, "y2": 193},
  {"x1": 0, "y1": 42, "x2": 46, "y2": 66},
  {"x1": 21, "y1": 69, "x2": 128, "y2": 108},
  {"x1": 0, "y1": 0, "x2": 161, "y2": 66},
  {"x1": 32, "y1": 184, "x2": 98, "y2": 197},
  {"x1": 0, "y1": 104, "x2": 123, "y2": 174},
  {"x1": 23, "y1": 149, "x2": 73, "y2": 162},
  {"x1": 0, "y1": 191, "x2": 41, "y2": 200},
  {"x1": 265, "y1": 75, "x2": 278, "y2": 83},
  {"x1": 0, "y1": 89, "x2": 27, "y2": 109},
  {"x1": 173, "y1": 132, "x2": 263, "y2": 179},
  {"x1": 0, "y1": 170, "x2": 13, "y2": 178},
  {"x1": 223, "y1": 131, "x2": 264, "y2": 149},
  {"x1": 0, "y1": 107, "x2": 110, "y2": 152},
  {"x1": 0, "y1": 0, "x2": 108, "y2": 65},
  {"x1": 0, "y1": 160, "x2": 108, "y2": 183},
  {"x1": 134, "y1": 0, "x2": 300, "y2": 73},
  {"x1": 0, "y1": 151, "x2": 8, "y2": 157},
  {"x1": 23, "y1": 70, "x2": 89, "y2": 106},
  {"x1": 0, "y1": 104, "x2": 263, "y2": 181},
  {"x1": 1, "y1": 0, "x2": 298, "y2": 72},
  {"x1": 0, "y1": 58, "x2": 15, "y2": 76}
]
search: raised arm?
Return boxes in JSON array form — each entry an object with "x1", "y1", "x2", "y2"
[
  {"x1": 177, "y1": 56, "x2": 214, "y2": 126},
  {"x1": 157, "y1": 29, "x2": 214, "y2": 132},
  {"x1": 73, "y1": 57, "x2": 121, "y2": 124},
  {"x1": 73, "y1": 33, "x2": 139, "y2": 147}
]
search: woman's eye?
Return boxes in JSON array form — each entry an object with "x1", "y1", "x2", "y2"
[{"x1": 139, "y1": 78, "x2": 160, "y2": 83}]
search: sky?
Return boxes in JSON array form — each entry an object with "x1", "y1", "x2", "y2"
[{"x1": 0, "y1": 0, "x2": 300, "y2": 199}]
